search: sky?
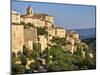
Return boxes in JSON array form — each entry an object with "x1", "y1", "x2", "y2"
[{"x1": 12, "y1": 1, "x2": 96, "y2": 29}]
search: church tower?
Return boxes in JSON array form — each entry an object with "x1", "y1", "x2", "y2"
[{"x1": 26, "y1": 5, "x2": 33, "y2": 16}]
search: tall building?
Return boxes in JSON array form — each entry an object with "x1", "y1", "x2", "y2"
[{"x1": 26, "y1": 5, "x2": 33, "y2": 16}]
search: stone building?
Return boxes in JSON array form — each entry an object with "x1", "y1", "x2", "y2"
[
  {"x1": 12, "y1": 11, "x2": 20, "y2": 24},
  {"x1": 12, "y1": 24, "x2": 24, "y2": 55},
  {"x1": 65, "y1": 30, "x2": 80, "y2": 53},
  {"x1": 54, "y1": 26, "x2": 66, "y2": 38},
  {"x1": 24, "y1": 27, "x2": 37, "y2": 50},
  {"x1": 26, "y1": 5, "x2": 33, "y2": 16},
  {"x1": 37, "y1": 35, "x2": 48, "y2": 53},
  {"x1": 48, "y1": 26, "x2": 66, "y2": 38},
  {"x1": 20, "y1": 5, "x2": 54, "y2": 28},
  {"x1": 70, "y1": 31, "x2": 79, "y2": 39},
  {"x1": 12, "y1": 5, "x2": 82, "y2": 55}
]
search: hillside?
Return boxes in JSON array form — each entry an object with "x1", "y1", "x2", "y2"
[
  {"x1": 82, "y1": 37, "x2": 96, "y2": 53},
  {"x1": 74, "y1": 28, "x2": 96, "y2": 39}
]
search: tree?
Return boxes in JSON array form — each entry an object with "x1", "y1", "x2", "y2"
[
  {"x1": 84, "y1": 52, "x2": 96, "y2": 69},
  {"x1": 19, "y1": 54, "x2": 27, "y2": 66},
  {"x1": 12, "y1": 62, "x2": 25, "y2": 74},
  {"x1": 26, "y1": 23, "x2": 34, "y2": 27},
  {"x1": 46, "y1": 48, "x2": 51, "y2": 65},
  {"x1": 51, "y1": 37, "x2": 66, "y2": 46},
  {"x1": 33, "y1": 43, "x2": 41, "y2": 54},
  {"x1": 37, "y1": 27, "x2": 48, "y2": 35},
  {"x1": 29, "y1": 60, "x2": 41, "y2": 71},
  {"x1": 46, "y1": 45, "x2": 76, "y2": 71}
]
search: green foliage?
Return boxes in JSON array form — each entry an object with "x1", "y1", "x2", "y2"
[
  {"x1": 33, "y1": 43, "x2": 41, "y2": 54},
  {"x1": 22, "y1": 22, "x2": 35, "y2": 29},
  {"x1": 29, "y1": 60, "x2": 41, "y2": 70},
  {"x1": 37, "y1": 27, "x2": 48, "y2": 35},
  {"x1": 12, "y1": 62, "x2": 25, "y2": 74},
  {"x1": 12, "y1": 52, "x2": 16, "y2": 59},
  {"x1": 84, "y1": 53, "x2": 96, "y2": 69},
  {"x1": 51, "y1": 37, "x2": 66, "y2": 46},
  {"x1": 26, "y1": 23, "x2": 34, "y2": 27},
  {"x1": 23, "y1": 44, "x2": 41, "y2": 60},
  {"x1": 12, "y1": 38, "x2": 96, "y2": 73},
  {"x1": 82, "y1": 37, "x2": 96, "y2": 53},
  {"x1": 12, "y1": 44, "x2": 42, "y2": 74},
  {"x1": 46, "y1": 43, "x2": 96, "y2": 71},
  {"x1": 31, "y1": 51, "x2": 40, "y2": 60},
  {"x1": 23, "y1": 45, "x2": 33, "y2": 59},
  {"x1": 46, "y1": 48, "x2": 51, "y2": 64},
  {"x1": 19, "y1": 54, "x2": 27, "y2": 66},
  {"x1": 46, "y1": 45, "x2": 76, "y2": 71}
]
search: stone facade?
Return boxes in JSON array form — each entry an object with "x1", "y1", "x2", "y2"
[
  {"x1": 20, "y1": 17, "x2": 33, "y2": 24},
  {"x1": 12, "y1": 24, "x2": 24, "y2": 55},
  {"x1": 45, "y1": 16, "x2": 54, "y2": 25},
  {"x1": 65, "y1": 30, "x2": 80, "y2": 53},
  {"x1": 12, "y1": 5, "x2": 81, "y2": 54},
  {"x1": 37, "y1": 35, "x2": 47, "y2": 53},
  {"x1": 24, "y1": 27, "x2": 37, "y2": 50},
  {"x1": 20, "y1": 5, "x2": 54, "y2": 28},
  {"x1": 12, "y1": 11, "x2": 20, "y2": 24},
  {"x1": 70, "y1": 31, "x2": 79, "y2": 39},
  {"x1": 54, "y1": 27, "x2": 66, "y2": 38}
]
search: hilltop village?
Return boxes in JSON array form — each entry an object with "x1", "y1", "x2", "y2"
[
  {"x1": 12, "y1": 5, "x2": 95, "y2": 73},
  {"x1": 12, "y1": 5, "x2": 81, "y2": 54}
]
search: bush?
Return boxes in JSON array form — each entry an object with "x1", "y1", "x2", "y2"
[
  {"x1": 12, "y1": 62, "x2": 25, "y2": 74},
  {"x1": 30, "y1": 60, "x2": 41, "y2": 70},
  {"x1": 19, "y1": 54, "x2": 27, "y2": 66},
  {"x1": 51, "y1": 37, "x2": 66, "y2": 46},
  {"x1": 37, "y1": 27, "x2": 48, "y2": 35}
]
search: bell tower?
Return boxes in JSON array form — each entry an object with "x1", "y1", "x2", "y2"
[{"x1": 26, "y1": 5, "x2": 33, "y2": 16}]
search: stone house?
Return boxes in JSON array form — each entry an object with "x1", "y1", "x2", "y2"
[
  {"x1": 70, "y1": 31, "x2": 79, "y2": 39},
  {"x1": 12, "y1": 11, "x2": 20, "y2": 24},
  {"x1": 54, "y1": 26, "x2": 66, "y2": 38}
]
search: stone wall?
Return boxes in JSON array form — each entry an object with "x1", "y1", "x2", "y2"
[
  {"x1": 24, "y1": 27, "x2": 37, "y2": 50},
  {"x1": 37, "y1": 35, "x2": 47, "y2": 53},
  {"x1": 12, "y1": 24, "x2": 24, "y2": 55},
  {"x1": 54, "y1": 27, "x2": 66, "y2": 38},
  {"x1": 45, "y1": 16, "x2": 54, "y2": 25},
  {"x1": 12, "y1": 11, "x2": 20, "y2": 24}
]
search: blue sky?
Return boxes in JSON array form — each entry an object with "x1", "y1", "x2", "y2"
[{"x1": 12, "y1": 1, "x2": 96, "y2": 29}]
